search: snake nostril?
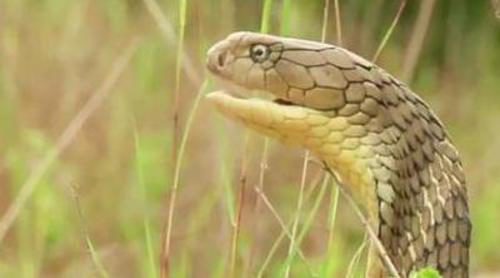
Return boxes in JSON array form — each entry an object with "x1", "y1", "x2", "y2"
[{"x1": 217, "y1": 52, "x2": 226, "y2": 69}]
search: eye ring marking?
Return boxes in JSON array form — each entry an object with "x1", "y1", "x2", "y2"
[{"x1": 250, "y1": 44, "x2": 271, "y2": 63}]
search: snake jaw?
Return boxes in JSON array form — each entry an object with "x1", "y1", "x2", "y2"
[
  {"x1": 206, "y1": 90, "x2": 318, "y2": 145},
  {"x1": 207, "y1": 89, "x2": 380, "y2": 220}
]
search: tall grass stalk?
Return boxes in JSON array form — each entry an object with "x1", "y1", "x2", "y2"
[
  {"x1": 71, "y1": 185, "x2": 110, "y2": 278},
  {"x1": 230, "y1": 0, "x2": 275, "y2": 276},
  {"x1": 283, "y1": 151, "x2": 310, "y2": 277},
  {"x1": 291, "y1": 174, "x2": 331, "y2": 276},
  {"x1": 372, "y1": 0, "x2": 407, "y2": 63},
  {"x1": 253, "y1": 186, "x2": 313, "y2": 270},
  {"x1": 181, "y1": 186, "x2": 224, "y2": 278},
  {"x1": 229, "y1": 132, "x2": 250, "y2": 278},
  {"x1": 326, "y1": 169, "x2": 400, "y2": 278},
  {"x1": 280, "y1": 0, "x2": 292, "y2": 35},
  {"x1": 160, "y1": 0, "x2": 188, "y2": 275},
  {"x1": 271, "y1": 173, "x2": 330, "y2": 275},
  {"x1": 245, "y1": 140, "x2": 268, "y2": 275},
  {"x1": 141, "y1": 0, "x2": 201, "y2": 85},
  {"x1": 161, "y1": 79, "x2": 208, "y2": 277},
  {"x1": 344, "y1": 184, "x2": 400, "y2": 277},
  {"x1": 257, "y1": 172, "x2": 324, "y2": 277},
  {"x1": 333, "y1": 0, "x2": 342, "y2": 45},
  {"x1": 324, "y1": 178, "x2": 340, "y2": 274},
  {"x1": 260, "y1": 0, "x2": 274, "y2": 34},
  {"x1": 0, "y1": 40, "x2": 138, "y2": 245}
]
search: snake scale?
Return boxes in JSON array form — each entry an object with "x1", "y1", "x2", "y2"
[{"x1": 205, "y1": 32, "x2": 471, "y2": 278}]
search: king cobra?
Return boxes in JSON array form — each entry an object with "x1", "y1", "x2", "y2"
[{"x1": 205, "y1": 32, "x2": 471, "y2": 278}]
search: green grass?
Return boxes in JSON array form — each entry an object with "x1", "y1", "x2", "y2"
[{"x1": 0, "y1": 0, "x2": 499, "y2": 277}]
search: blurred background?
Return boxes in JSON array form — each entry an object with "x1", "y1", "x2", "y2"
[{"x1": 0, "y1": 0, "x2": 499, "y2": 277}]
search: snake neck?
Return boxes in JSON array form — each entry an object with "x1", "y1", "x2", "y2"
[{"x1": 320, "y1": 95, "x2": 471, "y2": 278}]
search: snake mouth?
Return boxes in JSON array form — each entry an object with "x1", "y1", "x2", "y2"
[
  {"x1": 209, "y1": 89, "x2": 298, "y2": 109},
  {"x1": 207, "y1": 74, "x2": 298, "y2": 107},
  {"x1": 273, "y1": 98, "x2": 295, "y2": 106}
]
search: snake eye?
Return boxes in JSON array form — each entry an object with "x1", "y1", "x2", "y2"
[{"x1": 250, "y1": 44, "x2": 270, "y2": 63}]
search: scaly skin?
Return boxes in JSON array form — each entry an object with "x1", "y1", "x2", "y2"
[{"x1": 205, "y1": 32, "x2": 471, "y2": 278}]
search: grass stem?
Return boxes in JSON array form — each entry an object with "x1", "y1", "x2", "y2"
[
  {"x1": 160, "y1": 0, "x2": 189, "y2": 275},
  {"x1": 333, "y1": 0, "x2": 342, "y2": 45},
  {"x1": 284, "y1": 151, "x2": 310, "y2": 277},
  {"x1": 229, "y1": 132, "x2": 251, "y2": 277},
  {"x1": 345, "y1": 233, "x2": 368, "y2": 278},
  {"x1": 372, "y1": 0, "x2": 407, "y2": 63},
  {"x1": 70, "y1": 185, "x2": 110, "y2": 278},
  {"x1": 244, "y1": 1, "x2": 274, "y2": 275},
  {"x1": 160, "y1": 80, "x2": 208, "y2": 277},
  {"x1": 325, "y1": 169, "x2": 400, "y2": 278}
]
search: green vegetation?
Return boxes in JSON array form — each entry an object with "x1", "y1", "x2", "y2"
[
  {"x1": 412, "y1": 268, "x2": 442, "y2": 278},
  {"x1": 0, "y1": 0, "x2": 499, "y2": 277}
]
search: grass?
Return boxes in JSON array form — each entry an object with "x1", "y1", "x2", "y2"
[
  {"x1": 72, "y1": 186, "x2": 110, "y2": 278},
  {"x1": 160, "y1": 0, "x2": 189, "y2": 274},
  {"x1": 372, "y1": 0, "x2": 408, "y2": 63},
  {"x1": 133, "y1": 122, "x2": 159, "y2": 278},
  {"x1": 0, "y1": 0, "x2": 499, "y2": 277}
]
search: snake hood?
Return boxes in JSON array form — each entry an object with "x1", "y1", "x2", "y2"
[{"x1": 206, "y1": 31, "x2": 471, "y2": 278}]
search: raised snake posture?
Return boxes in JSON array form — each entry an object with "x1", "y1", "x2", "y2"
[{"x1": 205, "y1": 32, "x2": 471, "y2": 278}]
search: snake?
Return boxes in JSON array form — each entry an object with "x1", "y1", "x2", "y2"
[{"x1": 205, "y1": 32, "x2": 471, "y2": 278}]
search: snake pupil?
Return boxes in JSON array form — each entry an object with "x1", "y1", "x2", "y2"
[{"x1": 250, "y1": 44, "x2": 269, "y2": 63}]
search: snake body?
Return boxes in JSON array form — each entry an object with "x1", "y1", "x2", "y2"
[{"x1": 205, "y1": 32, "x2": 471, "y2": 277}]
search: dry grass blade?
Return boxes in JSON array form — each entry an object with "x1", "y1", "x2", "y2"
[
  {"x1": 326, "y1": 179, "x2": 340, "y2": 261},
  {"x1": 229, "y1": 133, "x2": 251, "y2": 278},
  {"x1": 253, "y1": 186, "x2": 313, "y2": 270},
  {"x1": 284, "y1": 151, "x2": 310, "y2": 277},
  {"x1": 246, "y1": 139, "x2": 269, "y2": 275},
  {"x1": 160, "y1": 80, "x2": 208, "y2": 277},
  {"x1": 155, "y1": 0, "x2": 190, "y2": 275},
  {"x1": 257, "y1": 171, "x2": 324, "y2": 277},
  {"x1": 372, "y1": 0, "x2": 407, "y2": 63},
  {"x1": 70, "y1": 185, "x2": 110, "y2": 278},
  {"x1": 321, "y1": 0, "x2": 331, "y2": 42},
  {"x1": 0, "y1": 40, "x2": 139, "y2": 245},
  {"x1": 401, "y1": 0, "x2": 436, "y2": 82},
  {"x1": 345, "y1": 233, "x2": 368, "y2": 278},
  {"x1": 333, "y1": 0, "x2": 342, "y2": 45},
  {"x1": 243, "y1": 0, "x2": 274, "y2": 275},
  {"x1": 325, "y1": 170, "x2": 400, "y2": 278}
]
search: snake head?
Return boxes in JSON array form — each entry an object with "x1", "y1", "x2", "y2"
[{"x1": 206, "y1": 31, "x2": 374, "y2": 110}]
